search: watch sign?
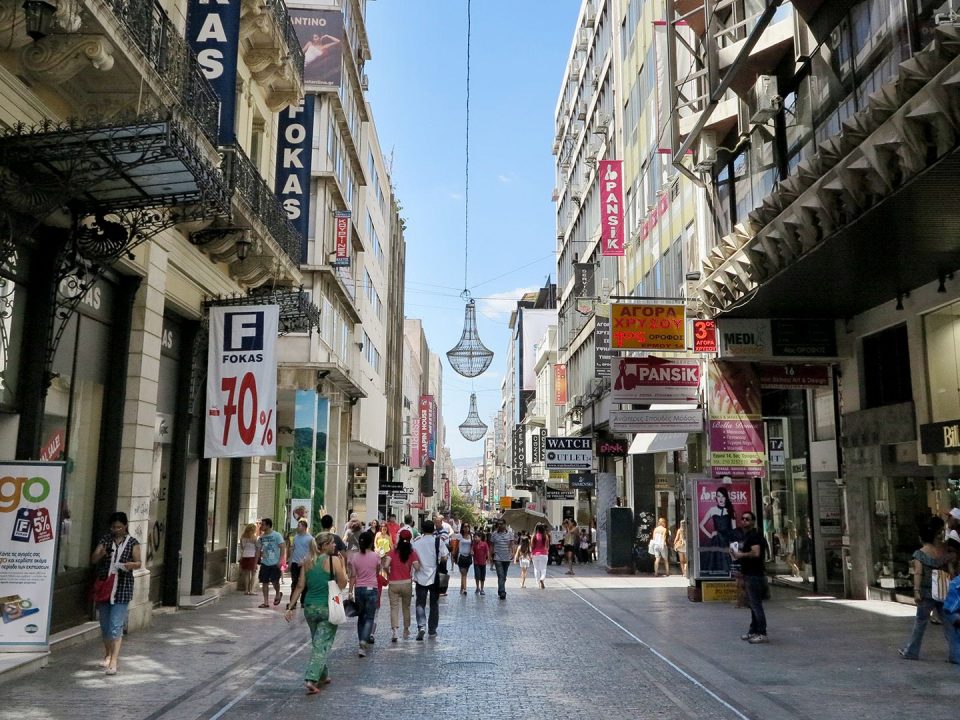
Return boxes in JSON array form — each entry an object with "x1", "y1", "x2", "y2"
[{"x1": 544, "y1": 437, "x2": 593, "y2": 470}]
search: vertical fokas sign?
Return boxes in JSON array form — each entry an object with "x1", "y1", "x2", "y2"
[
  {"x1": 276, "y1": 96, "x2": 315, "y2": 264},
  {"x1": 206, "y1": 305, "x2": 279, "y2": 458},
  {"x1": 188, "y1": 0, "x2": 241, "y2": 145},
  {"x1": 0, "y1": 462, "x2": 64, "y2": 650},
  {"x1": 598, "y1": 160, "x2": 624, "y2": 257}
]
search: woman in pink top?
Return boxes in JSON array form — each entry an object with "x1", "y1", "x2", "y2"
[
  {"x1": 382, "y1": 528, "x2": 419, "y2": 641},
  {"x1": 472, "y1": 531, "x2": 489, "y2": 595},
  {"x1": 347, "y1": 530, "x2": 381, "y2": 657},
  {"x1": 531, "y1": 523, "x2": 550, "y2": 589}
]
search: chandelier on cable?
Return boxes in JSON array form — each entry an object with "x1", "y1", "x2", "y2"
[
  {"x1": 459, "y1": 392, "x2": 488, "y2": 442},
  {"x1": 446, "y1": 0, "x2": 494, "y2": 381}
]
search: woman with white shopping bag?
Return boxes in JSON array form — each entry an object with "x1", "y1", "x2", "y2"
[{"x1": 285, "y1": 532, "x2": 348, "y2": 695}]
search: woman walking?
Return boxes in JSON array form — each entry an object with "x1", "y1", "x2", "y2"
[
  {"x1": 90, "y1": 512, "x2": 141, "y2": 676},
  {"x1": 472, "y1": 530, "x2": 489, "y2": 595},
  {"x1": 284, "y1": 533, "x2": 347, "y2": 694},
  {"x1": 514, "y1": 535, "x2": 532, "y2": 588},
  {"x1": 563, "y1": 519, "x2": 578, "y2": 575},
  {"x1": 900, "y1": 519, "x2": 948, "y2": 660},
  {"x1": 383, "y1": 528, "x2": 418, "y2": 641},
  {"x1": 348, "y1": 530, "x2": 381, "y2": 656},
  {"x1": 454, "y1": 522, "x2": 473, "y2": 595},
  {"x1": 238, "y1": 523, "x2": 258, "y2": 594},
  {"x1": 674, "y1": 522, "x2": 688, "y2": 577},
  {"x1": 652, "y1": 518, "x2": 670, "y2": 576},
  {"x1": 530, "y1": 523, "x2": 550, "y2": 589},
  {"x1": 372, "y1": 519, "x2": 392, "y2": 556}
]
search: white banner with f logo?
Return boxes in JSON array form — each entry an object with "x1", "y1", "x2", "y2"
[{"x1": 205, "y1": 305, "x2": 279, "y2": 458}]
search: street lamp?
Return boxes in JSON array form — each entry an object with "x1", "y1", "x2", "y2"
[
  {"x1": 457, "y1": 472, "x2": 471, "y2": 496},
  {"x1": 22, "y1": 1, "x2": 56, "y2": 41}
]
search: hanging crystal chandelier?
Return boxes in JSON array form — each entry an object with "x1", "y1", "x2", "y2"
[
  {"x1": 459, "y1": 392, "x2": 488, "y2": 442},
  {"x1": 447, "y1": 299, "x2": 494, "y2": 378}
]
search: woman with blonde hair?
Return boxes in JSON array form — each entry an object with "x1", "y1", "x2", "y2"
[
  {"x1": 652, "y1": 517, "x2": 670, "y2": 576},
  {"x1": 285, "y1": 533, "x2": 347, "y2": 694},
  {"x1": 238, "y1": 523, "x2": 258, "y2": 595}
]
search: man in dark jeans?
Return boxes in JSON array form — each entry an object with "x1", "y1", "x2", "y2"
[
  {"x1": 731, "y1": 511, "x2": 769, "y2": 644},
  {"x1": 411, "y1": 519, "x2": 448, "y2": 639},
  {"x1": 489, "y1": 520, "x2": 514, "y2": 600}
]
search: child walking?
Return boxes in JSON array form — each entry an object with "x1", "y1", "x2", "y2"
[
  {"x1": 514, "y1": 536, "x2": 532, "y2": 589},
  {"x1": 472, "y1": 531, "x2": 489, "y2": 595}
]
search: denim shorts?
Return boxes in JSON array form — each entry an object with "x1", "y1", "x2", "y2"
[{"x1": 97, "y1": 602, "x2": 129, "y2": 640}]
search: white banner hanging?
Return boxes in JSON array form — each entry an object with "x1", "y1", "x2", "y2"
[{"x1": 205, "y1": 305, "x2": 279, "y2": 458}]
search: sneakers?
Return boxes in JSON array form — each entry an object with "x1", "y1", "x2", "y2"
[
  {"x1": 358, "y1": 643, "x2": 367, "y2": 657},
  {"x1": 427, "y1": 631, "x2": 437, "y2": 637},
  {"x1": 539, "y1": 580, "x2": 545, "y2": 589},
  {"x1": 416, "y1": 628, "x2": 425, "y2": 641},
  {"x1": 741, "y1": 633, "x2": 756, "y2": 641},
  {"x1": 475, "y1": 588, "x2": 480, "y2": 594},
  {"x1": 402, "y1": 628, "x2": 410, "y2": 639},
  {"x1": 748, "y1": 634, "x2": 769, "y2": 644},
  {"x1": 391, "y1": 631, "x2": 398, "y2": 643},
  {"x1": 479, "y1": 589, "x2": 485, "y2": 595}
]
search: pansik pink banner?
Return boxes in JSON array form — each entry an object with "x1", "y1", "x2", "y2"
[
  {"x1": 598, "y1": 160, "x2": 624, "y2": 257},
  {"x1": 695, "y1": 479, "x2": 754, "y2": 579}
]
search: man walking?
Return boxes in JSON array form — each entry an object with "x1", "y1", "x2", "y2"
[
  {"x1": 731, "y1": 511, "x2": 768, "y2": 643},
  {"x1": 256, "y1": 518, "x2": 286, "y2": 608},
  {"x1": 403, "y1": 514, "x2": 420, "y2": 539},
  {"x1": 490, "y1": 520, "x2": 514, "y2": 600},
  {"x1": 319, "y1": 514, "x2": 347, "y2": 554},
  {"x1": 412, "y1": 519, "x2": 448, "y2": 640},
  {"x1": 287, "y1": 520, "x2": 312, "y2": 608}
]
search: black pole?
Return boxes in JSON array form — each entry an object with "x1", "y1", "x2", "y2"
[{"x1": 191, "y1": 457, "x2": 210, "y2": 596}]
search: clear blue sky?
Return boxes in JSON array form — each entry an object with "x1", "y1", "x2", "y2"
[{"x1": 366, "y1": 0, "x2": 581, "y2": 461}]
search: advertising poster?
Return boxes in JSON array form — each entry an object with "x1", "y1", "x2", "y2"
[
  {"x1": 695, "y1": 478, "x2": 754, "y2": 579},
  {"x1": 187, "y1": 0, "x2": 242, "y2": 144},
  {"x1": 0, "y1": 462, "x2": 65, "y2": 650},
  {"x1": 594, "y1": 312, "x2": 614, "y2": 378},
  {"x1": 334, "y1": 211, "x2": 351, "y2": 267},
  {"x1": 707, "y1": 361, "x2": 765, "y2": 478},
  {"x1": 276, "y1": 96, "x2": 315, "y2": 264},
  {"x1": 554, "y1": 363, "x2": 567, "y2": 405},
  {"x1": 290, "y1": 498, "x2": 312, "y2": 529},
  {"x1": 415, "y1": 395, "x2": 433, "y2": 469},
  {"x1": 611, "y1": 303, "x2": 685, "y2": 350},
  {"x1": 289, "y1": 7, "x2": 344, "y2": 89},
  {"x1": 693, "y1": 319, "x2": 717, "y2": 353},
  {"x1": 205, "y1": 305, "x2": 279, "y2": 458},
  {"x1": 598, "y1": 160, "x2": 625, "y2": 256},
  {"x1": 611, "y1": 357, "x2": 701, "y2": 404}
]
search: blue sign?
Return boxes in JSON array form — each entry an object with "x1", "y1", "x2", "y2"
[
  {"x1": 187, "y1": 0, "x2": 242, "y2": 145},
  {"x1": 223, "y1": 311, "x2": 265, "y2": 352},
  {"x1": 276, "y1": 96, "x2": 315, "y2": 265}
]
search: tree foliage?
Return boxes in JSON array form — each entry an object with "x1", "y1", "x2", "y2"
[{"x1": 450, "y1": 490, "x2": 481, "y2": 528}]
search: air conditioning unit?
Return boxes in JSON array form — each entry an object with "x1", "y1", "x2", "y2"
[
  {"x1": 571, "y1": 185, "x2": 584, "y2": 204},
  {"x1": 577, "y1": 29, "x2": 589, "y2": 51},
  {"x1": 599, "y1": 277, "x2": 615, "y2": 304},
  {"x1": 585, "y1": 142, "x2": 601, "y2": 166},
  {"x1": 261, "y1": 460, "x2": 287, "y2": 474},
  {"x1": 360, "y1": 73, "x2": 369, "y2": 91},
  {"x1": 594, "y1": 112, "x2": 611, "y2": 133},
  {"x1": 576, "y1": 102, "x2": 587, "y2": 120},
  {"x1": 749, "y1": 75, "x2": 782, "y2": 124},
  {"x1": 584, "y1": 7, "x2": 596, "y2": 27},
  {"x1": 696, "y1": 131, "x2": 717, "y2": 171}
]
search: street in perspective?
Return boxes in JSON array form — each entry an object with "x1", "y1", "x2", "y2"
[{"x1": 1, "y1": 1, "x2": 960, "y2": 718}]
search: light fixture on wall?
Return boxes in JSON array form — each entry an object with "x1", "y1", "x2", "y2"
[
  {"x1": 22, "y1": 0, "x2": 56, "y2": 41},
  {"x1": 938, "y1": 272, "x2": 953, "y2": 293},
  {"x1": 234, "y1": 233, "x2": 252, "y2": 261},
  {"x1": 895, "y1": 290, "x2": 909, "y2": 311}
]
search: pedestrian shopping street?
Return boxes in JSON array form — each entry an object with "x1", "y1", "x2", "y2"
[{"x1": 2, "y1": 565, "x2": 957, "y2": 720}]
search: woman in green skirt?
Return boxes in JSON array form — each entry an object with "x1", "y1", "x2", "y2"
[{"x1": 285, "y1": 532, "x2": 348, "y2": 694}]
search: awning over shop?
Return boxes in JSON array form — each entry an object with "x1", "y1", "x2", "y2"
[{"x1": 628, "y1": 432, "x2": 688, "y2": 454}]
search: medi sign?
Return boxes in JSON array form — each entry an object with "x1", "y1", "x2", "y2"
[
  {"x1": 187, "y1": 0, "x2": 241, "y2": 144},
  {"x1": 610, "y1": 303, "x2": 686, "y2": 350}
]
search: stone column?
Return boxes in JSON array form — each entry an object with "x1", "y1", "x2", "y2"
[{"x1": 117, "y1": 243, "x2": 167, "y2": 631}]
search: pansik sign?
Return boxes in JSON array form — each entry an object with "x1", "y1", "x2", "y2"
[
  {"x1": 0, "y1": 462, "x2": 64, "y2": 650},
  {"x1": 205, "y1": 305, "x2": 279, "y2": 458},
  {"x1": 598, "y1": 160, "x2": 624, "y2": 256},
  {"x1": 544, "y1": 437, "x2": 593, "y2": 470},
  {"x1": 611, "y1": 358, "x2": 701, "y2": 404},
  {"x1": 187, "y1": 0, "x2": 242, "y2": 144},
  {"x1": 611, "y1": 303, "x2": 685, "y2": 350},
  {"x1": 275, "y1": 96, "x2": 315, "y2": 265}
]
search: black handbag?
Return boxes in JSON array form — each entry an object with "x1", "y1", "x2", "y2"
[
  {"x1": 435, "y1": 535, "x2": 449, "y2": 591},
  {"x1": 342, "y1": 597, "x2": 359, "y2": 618}
]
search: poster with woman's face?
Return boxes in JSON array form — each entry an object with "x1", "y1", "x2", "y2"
[
  {"x1": 289, "y1": 8, "x2": 344, "y2": 89},
  {"x1": 695, "y1": 479, "x2": 754, "y2": 579}
]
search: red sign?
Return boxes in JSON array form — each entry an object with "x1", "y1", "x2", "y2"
[
  {"x1": 39, "y1": 429, "x2": 65, "y2": 461},
  {"x1": 611, "y1": 358, "x2": 701, "y2": 404},
  {"x1": 554, "y1": 364, "x2": 568, "y2": 405},
  {"x1": 443, "y1": 478, "x2": 450, "y2": 505},
  {"x1": 598, "y1": 160, "x2": 624, "y2": 256},
  {"x1": 334, "y1": 210, "x2": 350, "y2": 267},
  {"x1": 693, "y1": 319, "x2": 717, "y2": 353},
  {"x1": 416, "y1": 395, "x2": 433, "y2": 469},
  {"x1": 409, "y1": 501, "x2": 424, "y2": 509},
  {"x1": 759, "y1": 364, "x2": 830, "y2": 389}
]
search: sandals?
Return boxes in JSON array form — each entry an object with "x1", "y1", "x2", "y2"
[
  {"x1": 305, "y1": 682, "x2": 321, "y2": 695},
  {"x1": 258, "y1": 603, "x2": 269, "y2": 608},
  {"x1": 273, "y1": 592, "x2": 283, "y2": 606}
]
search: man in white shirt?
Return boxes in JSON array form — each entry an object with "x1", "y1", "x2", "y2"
[{"x1": 412, "y1": 519, "x2": 449, "y2": 640}]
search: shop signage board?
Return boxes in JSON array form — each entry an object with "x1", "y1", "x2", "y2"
[
  {"x1": 275, "y1": 96, "x2": 315, "y2": 264},
  {"x1": 205, "y1": 305, "x2": 279, "y2": 458},
  {"x1": 554, "y1": 364, "x2": 568, "y2": 405},
  {"x1": 594, "y1": 314, "x2": 614, "y2": 378},
  {"x1": 545, "y1": 488, "x2": 577, "y2": 501},
  {"x1": 598, "y1": 160, "x2": 625, "y2": 256},
  {"x1": 920, "y1": 418, "x2": 960, "y2": 454},
  {"x1": 187, "y1": 0, "x2": 242, "y2": 144},
  {"x1": 569, "y1": 472, "x2": 596, "y2": 490},
  {"x1": 759, "y1": 364, "x2": 829, "y2": 389},
  {"x1": 334, "y1": 211, "x2": 351, "y2": 267},
  {"x1": 611, "y1": 358, "x2": 701, "y2": 404},
  {"x1": 701, "y1": 581, "x2": 739, "y2": 602},
  {"x1": 544, "y1": 437, "x2": 593, "y2": 470},
  {"x1": 596, "y1": 439, "x2": 629, "y2": 457},
  {"x1": 694, "y1": 478, "x2": 754, "y2": 580},
  {"x1": 707, "y1": 361, "x2": 765, "y2": 479},
  {"x1": 0, "y1": 462, "x2": 65, "y2": 651},
  {"x1": 512, "y1": 425, "x2": 526, "y2": 484},
  {"x1": 610, "y1": 409, "x2": 703, "y2": 434},
  {"x1": 693, "y1": 319, "x2": 717, "y2": 353},
  {"x1": 610, "y1": 303, "x2": 685, "y2": 351},
  {"x1": 719, "y1": 319, "x2": 837, "y2": 358},
  {"x1": 531, "y1": 431, "x2": 542, "y2": 464}
]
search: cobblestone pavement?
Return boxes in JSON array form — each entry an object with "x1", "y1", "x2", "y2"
[{"x1": 2, "y1": 565, "x2": 958, "y2": 719}]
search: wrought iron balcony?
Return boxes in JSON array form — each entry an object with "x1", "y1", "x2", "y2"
[
  {"x1": 240, "y1": 0, "x2": 305, "y2": 110},
  {"x1": 101, "y1": 0, "x2": 220, "y2": 143},
  {"x1": 268, "y1": 0, "x2": 305, "y2": 83},
  {"x1": 221, "y1": 144, "x2": 302, "y2": 265}
]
